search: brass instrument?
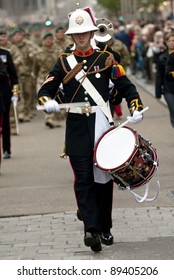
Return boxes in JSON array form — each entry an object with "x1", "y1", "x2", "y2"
[{"x1": 94, "y1": 18, "x2": 114, "y2": 43}]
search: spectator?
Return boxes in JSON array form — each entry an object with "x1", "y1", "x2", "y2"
[
  {"x1": 155, "y1": 32, "x2": 174, "y2": 128},
  {"x1": 114, "y1": 25, "x2": 131, "y2": 52},
  {"x1": 0, "y1": 48, "x2": 20, "y2": 159}
]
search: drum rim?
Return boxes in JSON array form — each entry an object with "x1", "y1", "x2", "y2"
[
  {"x1": 94, "y1": 126, "x2": 159, "y2": 190},
  {"x1": 94, "y1": 125, "x2": 138, "y2": 171}
]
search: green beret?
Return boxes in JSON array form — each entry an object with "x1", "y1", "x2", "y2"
[
  {"x1": 0, "y1": 28, "x2": 7, "y2": 35},
  {"x1": 8, "y1": 27, "x2": 21, "y2": 37},
  {"x1": 31, "y1": 23, "x2": 42, "y2": 31},
  {"x1": 55, "y1": 26, "x2": 64, "y2": 32},
  {"x1": 42, "y1": 32, "x2": 53, "y2": 39}
]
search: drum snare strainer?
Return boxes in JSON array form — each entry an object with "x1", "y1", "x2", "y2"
[{"x1": 94, "y1": 125, "x2": 160, "y2": 203}]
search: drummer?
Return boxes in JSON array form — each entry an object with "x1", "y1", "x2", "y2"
[{"x1": 37, "y1": 4, "x2": 144, "y2": 252}]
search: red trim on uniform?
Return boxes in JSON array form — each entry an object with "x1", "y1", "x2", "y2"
[
  {"x1": 74, "y1": 48, "x2": 94, "y2": 57},
  {"x1": 68, "y1": 157, "x2": 78, "y2": 207}
]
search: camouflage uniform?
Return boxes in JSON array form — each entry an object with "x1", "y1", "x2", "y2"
[
  {"x1": 30, "y1": 23, "x2": 43, "y2": 48},
  {"x1": 33, "y1": 32, "x2": 62, "y2": 128},
  {"x1": 9, "y1": 28, "x2": 38, "y2": 122},
  {"x1": 106, "y1": 37, "x2": 131, "y2": 70}
]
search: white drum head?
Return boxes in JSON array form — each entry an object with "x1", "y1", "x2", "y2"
[{"x1": 95, "y1": 127, "x2": 137, "y2": 170}]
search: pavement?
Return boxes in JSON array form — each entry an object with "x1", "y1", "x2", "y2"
[{"x1": 0, "y1": 74, "x2": 174, "y2": 260}]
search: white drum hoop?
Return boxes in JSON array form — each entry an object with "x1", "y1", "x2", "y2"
[{"x1": 94, "y1": 126, "x2": 138, "y2": 171}]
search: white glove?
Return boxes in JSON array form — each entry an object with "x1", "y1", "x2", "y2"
[
  {"x1": 11, "y1": 96, "x2": 18, "y2": 106},
  {"x1": 44, "y1": 100, "x2": 60, "y2": 113},
  {"x1": 127, "y1": 110, "x2": 143, "y2": 124}
]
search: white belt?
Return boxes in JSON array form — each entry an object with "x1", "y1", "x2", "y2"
[{"x1": 68, "y1": 106, "x2": 97, "y2": 115}]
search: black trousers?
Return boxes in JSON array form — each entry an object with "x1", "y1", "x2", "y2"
[
  {"x1": 69, "y1": 155, "x2": 113, "y2": 233},
  {"x1": 0, "y1": 112, "x2": 3, "y2": 167},
  {"x1": 2, "y1": 102, "x2": 11, "y2": 154}
]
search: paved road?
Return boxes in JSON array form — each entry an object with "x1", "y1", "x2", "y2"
[{"x1": 0, "y1": 75, "x2": 174, "y2": 260}]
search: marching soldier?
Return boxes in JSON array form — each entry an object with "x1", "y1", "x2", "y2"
[
  {"x1": 0, "y1": 47, "x2": 19, "y2": 159},
  {"x1": 0, "y1": 28, "x2": 23, "y2": 134},
  {"x1": 54, "y1": 25, "x2": 72, "y2": 52},
  {"x1": 33, "y1": 31, "x2": 62, "y2": 128},
  {"x1": 9, "y1": 27, "x2": 37, "y2": 122},
  {"x1": 38, "y1": 4, "x2": 144, "y2": 252},
  {"x1": 156, "y1": 32, "x2": 174, "y2": 128},
  {"x1": 30, "y1": 23, "x2": 43, "y2": 47}
]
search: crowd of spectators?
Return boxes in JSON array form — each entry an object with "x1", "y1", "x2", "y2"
[
  {"x1": 111, "y1": 18, "x2": 174, "y2": 83},
  {"x1": 111, "y1": 17, "x2": 174, "y2": 128}
]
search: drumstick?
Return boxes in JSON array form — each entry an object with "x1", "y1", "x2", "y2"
[{"x1": 114, "y1": 106, "x2": 149, "y2": 131}]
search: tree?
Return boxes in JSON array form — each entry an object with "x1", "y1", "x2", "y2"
[
  {"x1": 97, "y1": 0, "x2": 120, "y2": 12},
  {"x1": 139, "y1": 0, "x2": 163, "y2": 10},
  {"x1": 97, "y1": 0, "x2": 163, "y2": 14}
]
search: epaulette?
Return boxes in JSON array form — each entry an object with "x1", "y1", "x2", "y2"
[
  {"x1": 98, "y1": 49, "x2": 111, "y2": 55},
  {"x1": 59, "y1": 52, "x2": 69, "y2": 57},
  {"x1": 97, "y1": 50, "x2": 115, "y2": 68},
  {"x1": 97, "y1": 49, "x2": 112, "y2": 57},
  {"x1": 58, "y1": 53, "x2": 70, "y2": 62}
]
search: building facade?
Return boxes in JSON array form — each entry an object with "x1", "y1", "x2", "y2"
[
  {"x1": 120, "y1": 0, "x2": 137, "y2": 22},
  {"x1": 0, "y1": 0, "x2": 90, "y2": 26}
]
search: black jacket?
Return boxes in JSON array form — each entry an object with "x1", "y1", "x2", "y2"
[
  {"x1": 0, "y1": 48, "x2": 19, "y2": 107},
  {"x1": 165, "y1": 51, "x2": 174, "y2": 81},
  {"x1": 38, "y1": 49, "x2": 143, "y2": 156},
  {"x1": 0, "y1": 58, "x2": 7, "y2": 112},
  {"x1": 155, "y1": 51, "x2": 174, "y2": 98}
]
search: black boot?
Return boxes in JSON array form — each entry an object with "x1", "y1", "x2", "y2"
[
  {"x1": 100, "y1": 231, "x2": 114, "y2": 245},
  {"x1": 84, "y1": 232, "x2": 102, "y2": 252}
]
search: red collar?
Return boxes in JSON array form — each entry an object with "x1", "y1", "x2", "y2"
[{"x1": 74, "y1": 47, "x2": 94, "y2": 57}]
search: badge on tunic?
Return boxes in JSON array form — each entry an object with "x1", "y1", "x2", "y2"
[{"x1": 94, "y1": 66, "x2": 100, "y2": 78}]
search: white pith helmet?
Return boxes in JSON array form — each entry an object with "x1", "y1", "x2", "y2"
[{"x1": 65, "y1": 3, "x2": 98, "y2": 35}]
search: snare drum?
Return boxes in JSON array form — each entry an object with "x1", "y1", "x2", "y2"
[{"x1": 94, "y1": 126, "x2": 158, "y2": 189}]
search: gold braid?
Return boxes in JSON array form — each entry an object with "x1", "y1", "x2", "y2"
[{"x1": 63, "y1": 61, "x2": 84, "y2": 84}]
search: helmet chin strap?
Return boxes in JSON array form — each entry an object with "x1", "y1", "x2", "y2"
[{"x1": 126, "y1": 167, "x2": 160, "y2": 203}]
